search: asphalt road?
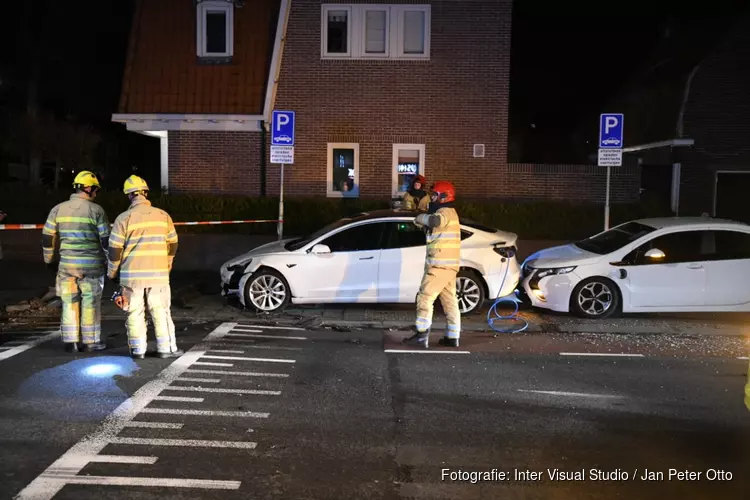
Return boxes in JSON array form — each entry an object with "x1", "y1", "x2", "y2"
[{"x1": 0, "y1": 320, "x2": 748, "y2": 500}]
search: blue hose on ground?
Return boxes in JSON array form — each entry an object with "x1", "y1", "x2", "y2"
[{"x1": 486, "y1": 261, "x2": 529, "y2": 335}]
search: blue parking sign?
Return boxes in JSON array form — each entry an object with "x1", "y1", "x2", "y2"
[
  {"x1": 599, "y1": 113, "x2": 624, "y2": 148},
  {"x1": 272, "y1": 111, "x2": 295, "y2": 146}
]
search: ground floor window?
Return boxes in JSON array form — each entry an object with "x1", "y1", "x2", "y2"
[
  {"x1": 392, "y1": 144, "x2": 425, "y2": 197},
  {"x1": 327, "y1": 143, "x2": 359, "y2": 197}
]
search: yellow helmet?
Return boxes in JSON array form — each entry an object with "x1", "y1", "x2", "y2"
[
  {"x1": 123, "y1": 175, "x2": 149, "y2": 195},
  {"x1": 72, "y1": 171, "x2": 100, "y2": 188}
]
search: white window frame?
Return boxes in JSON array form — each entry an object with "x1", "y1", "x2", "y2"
[
  {"x1": 196, "y1": 1, "x2": 234, "y2": 58},
  {"x1": 392, "y1": 144, "x2": 425, "y2": 197},
  {"x1": 321, "y1": 5, "x2": 353, "y2": 58},
  {"x1": 327, "y1": 143, "x2": 360, "y2": 198},
  {"x1": 321, "y1": 4, "x2": 430, "y2": 60}
]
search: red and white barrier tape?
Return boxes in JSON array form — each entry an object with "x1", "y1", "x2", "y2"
[{"x1": 0, "y1": 219, "x2": 281, "y2": 230}]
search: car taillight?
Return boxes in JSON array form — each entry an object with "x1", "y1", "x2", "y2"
[{"x1": 493, "y1": 245, "x2": 516, "y2": 259}]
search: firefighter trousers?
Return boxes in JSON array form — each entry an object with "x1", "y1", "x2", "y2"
[
  {"x1": 125, "y1": 286, "x2": 178, "y2": 355},
  {"x1": 745, "y1": 360, "x2": 750, "y2": 412},
  {"x1": 415, "y1": 266, "x2": 460, "y2": 339},
  {"x1": 56, "y1": 273, "x2": 103, "y2": 344}
]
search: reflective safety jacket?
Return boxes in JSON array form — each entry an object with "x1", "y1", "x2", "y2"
[
  {"x1": 42, "y1": 193, "x2": 110, "y2": 278},
  {"x1": 745, "y1": 361, "x2": 749, "y2": 412},
  {"x1": 415, "y1": 206, "x2": 461, "y2": 272},
  {"x1": 403, "y1": 192, "x2": 430, "y2": 212},
  {"x1": 107, "y1": 195, "x2": 178, "y2": 289}
]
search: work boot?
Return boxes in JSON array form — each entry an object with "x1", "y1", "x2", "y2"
[
  {"x1": 81, "y1": 342, "x2": 107, "y2": 352},
  {"x1": 402, "y1": 328, "x2": 429, "y2": 348},
  {"x1": 64, "y1": 342, "x2": 80, "y2": 353},
  {"x1": 158, "y1": 349, "x2": 185, "y2": 359},
  {"x1": 130, "y1": 348, "x2": 145, "y2": 360},
  {"x1": 438, "y1": 337, "x2": 460, "y2": 348}
]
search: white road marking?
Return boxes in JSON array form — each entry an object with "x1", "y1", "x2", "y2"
[
  {"x1": 47, "y1": 475, "x2": 240, "y2": 490},
  {"x1": 193, "y1": 361, "x2": 234, "y2": 367},
  {"x1": 201, "y1": 355, "x2": 296, "y2": 364},
  {"x1": 0, "y1": 331, "x2": 60, "y2": 362},
  {"x1": 738, "y1": 357, "x2": 749, "y2": 360},
  {"x1": 176, "y1": 377, "x2": 221, "y2": 383},
  {"x1": 110, "y1": 437, "x2": 258, "y2": 449},
  {"x1": 165, "y1": 386, "x2": 281, "y2": 396},
  {"x1": 3, "y1": 340, "x2": 28, "y2": 345},
  {"x1": 186, "y1": 369, "x2": 289, "y2": 378},
  {"x1": 225, "y1": 333, "x2": 308, "y2": 341},
  {"x1": 124, "y1": 421, "x2": 184, "y2": 429},
  {"x1": 87, "y1": 455, "x2": 159, "y2": 464},
  {"x1": 227, "y1": 329, "x2": 263, "y2": 333},
  {"x1": 208, "y1": 349, "x2": 245, "y2": 354},
  {"x1": 140, "y1": 408, "x2": 269, "y2": 418},
  {"x1": 13, "y1": 323, "x2": 239, "y2": 499},
  {"x1": 384, "y1": 349, "x2": 471, "y2": 354},
  {"x1": 517, "y1": 389, "x2": 622, "y2": 399},
  {"x1": 216, "y1": 343, "x2": 303, "y2": 351},
  {"x1": 153, "y1": 395, "x2": 205, "y2": 403},
  {"x1": 559, "y1": 352, "x2": 645, "y2": 358},
  {"x1": 235, "y1": 324, "x2": 306, "y2": 331}
]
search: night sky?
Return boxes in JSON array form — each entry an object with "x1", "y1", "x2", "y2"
[{"x1": 0, "y1": 0, "x2": 747, "y2": 167}]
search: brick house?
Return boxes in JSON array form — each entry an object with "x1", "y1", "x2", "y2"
[
  {"x1": 112, "y1": 0, "x2": 639, "y2": 204},
  {"x1": 591, "y1": 16, "x2": 750, "y2": 221}
]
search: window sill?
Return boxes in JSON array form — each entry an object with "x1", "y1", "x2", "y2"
[
  {"x1": 320, "y1": 55, "x2": 430, "y2": 62},
  {"x1": 196, "y1": 55, "x2": 233, "y2": 65},
  {"x1": 326, "y1": 191, "x2": 360, "y2": 199}
]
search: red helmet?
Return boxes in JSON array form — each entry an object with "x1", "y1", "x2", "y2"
[{"x1": 430, "y1": 180, "x2": 456, "y2": 203}]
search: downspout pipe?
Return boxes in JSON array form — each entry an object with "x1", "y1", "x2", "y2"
[
  {"x1": 672, "y1": 63, "x2": 701, "y2": 216},
  {"x1": 260, "y1": 120, "x2": 267, "y2": 196},
  {"x1": 676, "y1": 63, "x2": 701, "y2": 138}
]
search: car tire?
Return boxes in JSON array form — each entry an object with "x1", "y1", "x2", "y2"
[
  {"x1": 570, "y1": 276, "x2": 620, "y2": 319},
  {"x1": 243, "y1": 268, "x2": 291, "y2": 313},
  {"x1": 456, "y1": 269, "x2": 486, "y2": 315}
]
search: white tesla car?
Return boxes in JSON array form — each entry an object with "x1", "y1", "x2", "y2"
[
  {"x1": 220, "y1": 210, "x2": 521, "y2": 315},
  {"x1": 520, "y1": 217, "x2": 750, "y2": 319}
]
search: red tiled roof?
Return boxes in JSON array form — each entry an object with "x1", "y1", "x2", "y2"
[{"x1": 118, "y1": 0, "x2": 279, "y2": 114}]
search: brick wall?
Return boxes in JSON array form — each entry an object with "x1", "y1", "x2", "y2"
[
  {"x1": 271, "y1": 0, "x2": 513, "y2": 198},
  {"x1": 680, "y1": 17, "x2": 750, "y2": 214},
  {"x1": 168, "y1": 131, "x2": 263, "y2": 196},
  {"x1": 506, "y1": 164, "x2": 641, "y2": 203}
]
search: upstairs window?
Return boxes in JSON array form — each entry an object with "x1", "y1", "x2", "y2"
[
  {"x1": 197, "y1": 1, "x2": 234, "y2": 59},
  {"x1": 321, "y1": 4, "x2": 430, "y2": 60}
]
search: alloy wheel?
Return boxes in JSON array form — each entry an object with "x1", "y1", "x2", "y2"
[
  {"x1": 248, "y1": 274, "x2": 287, "y2": 311},
  {"x1": 577, "y1": 281, "x2": 613, "y2": 317},
  {"x1": 456, "y1": 276, "x2": 482, "y2": 313}
]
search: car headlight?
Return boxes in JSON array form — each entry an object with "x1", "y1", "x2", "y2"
[
  {"x1": 535, "y1": 266, "x2": 576, "y2": 279},
  {"x1": 226, "y1": 259, "x2": 252, "y2": 272}
]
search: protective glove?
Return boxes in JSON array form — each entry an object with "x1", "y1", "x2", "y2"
[{"x1": 414, "y1": 214, "x2": 430, "y2": 227}]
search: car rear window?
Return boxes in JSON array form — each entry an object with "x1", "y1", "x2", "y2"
[{"x1": 460, "y1": 218, "x2": 498, "y2": 233}]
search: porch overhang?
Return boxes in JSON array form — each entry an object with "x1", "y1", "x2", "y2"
[
  {"x1": 622, "y1": 138, "x2": 694, "y2": 153},
  {"x1": 111, "y1": 113, "x2": 264, "y2": 132}
]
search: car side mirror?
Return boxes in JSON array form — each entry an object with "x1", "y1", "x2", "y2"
[
  {"x1": 644, "y1": 248, "x2": 665, "y2": 260},
  {"x1": 310, "y1": 244, "x2": 331, "y2": 255}
]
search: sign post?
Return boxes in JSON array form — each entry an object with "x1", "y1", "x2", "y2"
[
  {"x1": 598, "y1": 113, "x2": 624, "y2": 230},
  {"x1": 270, "y1": 110, "x2": 295, "y2": 240}
]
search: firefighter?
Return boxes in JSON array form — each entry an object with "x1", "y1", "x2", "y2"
[
  {"x1": 402, "y1": 175, "x2": 430, "y2": 212},
  {"x1": 403, "y1": 180, "x2": 461, "y2": 348},
  {"x1": 107, "y1": 175, "x2": 183, "y2": 359},
  {"x1": 42, "y1": 171, "x2": 109, "y2": 352},
  {"x1": 745, "y1": 362, "x2": 749, "y2": 412}
]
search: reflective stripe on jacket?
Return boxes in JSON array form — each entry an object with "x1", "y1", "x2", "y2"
[
  {"x1": 425, "y1": 207, "x2": 460, "y2": 271},
  {"x1": 107, "y1": 196, "x2": 178, "y2": 288},
  {"x1": 404, "y1": 193, "x2": 430, "y2": 212},
  {"x1": 42, "y1": 194, "x2": 110, "y2": 278}
]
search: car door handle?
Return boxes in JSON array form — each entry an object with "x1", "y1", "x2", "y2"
[
  {"x1": 686, "y1": 263, "x2": 703, "y2": 269},
  {"x1": 359, "y1": 256, "x2": 374, "y2": 260}
]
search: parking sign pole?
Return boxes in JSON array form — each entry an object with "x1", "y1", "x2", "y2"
[
  {"x1": 277, "y1": 163, "x2": 285, "y2": 241},
  {"x1": 604, "y1": 165, "x2": 611, "y2": 231}
]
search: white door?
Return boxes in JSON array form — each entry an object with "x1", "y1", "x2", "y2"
[
  {"x1": 302, "y1": 222, "x2": 386, "y2": 302},
  {"x1": 703, "y1": 230, "x2": 750, "y2": 307},
  {"x1": 623, "y1": 230, "x2": 707, "y2": 308},
  {"x1": 377, "y1": 221, "x2": 427, "y2": 301}
]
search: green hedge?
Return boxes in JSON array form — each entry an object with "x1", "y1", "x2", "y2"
[{"x1": 1, "y1": 186, "x2": 672, "y2": 240}]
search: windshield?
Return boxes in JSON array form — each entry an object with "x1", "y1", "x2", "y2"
[
  {"x1": 284, "y1": 218, "x2": 353, "y2": 251},
  {"x1": 574, "y1": 221, "x2": 656, "y2": 255}
]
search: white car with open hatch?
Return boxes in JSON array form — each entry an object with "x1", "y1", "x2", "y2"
[
  {"x1": 521, "y1": 216, "x2": 750, "y2": 318},
  {"x1": 220, "y1": 209, "x2": 521, "y2": 315}
]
